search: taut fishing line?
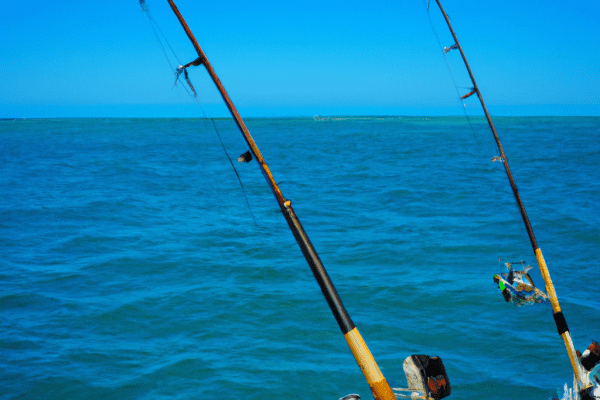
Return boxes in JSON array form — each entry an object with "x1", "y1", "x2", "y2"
[
  {"x1": 141, "y1": 1, "x2": 181, "y2": 72},
  {"x1": 421, "y1": 0, "x2": 483, "y2": 149},
  {"x1": 421, "y1": 1, "x2": 506, "y2": 215},
  {"x1": 140, "y1": 0, "x2": 259, "y2": 227}
]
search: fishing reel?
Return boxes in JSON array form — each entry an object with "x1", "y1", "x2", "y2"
[
  {"x1": 395, "y1": 355, "x2": 451, "y2": 400},
  {"x1": 578, "y1": 341, "x2": 600, "y2": 400},
  {"x1": 554, "y1": 342, "x2": 600, "y2": 400},
  {"x1": 338, "y1": 355, "x2": 451, "y2": 400},
  {"x1": 579, "y1": 341, "x2": 600, "y2": 372}
]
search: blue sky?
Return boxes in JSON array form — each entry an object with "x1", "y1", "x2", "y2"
[{"x1": 1, "y1": 0, "x2": 599, "y2": 117}]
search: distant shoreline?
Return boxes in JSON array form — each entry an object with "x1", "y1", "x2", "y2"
[{"x1": 2, "y1": 116, "x2": 599, "y2": 120}]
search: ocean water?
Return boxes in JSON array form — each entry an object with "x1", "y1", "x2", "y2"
[{"x1": 1, "y1": 116, "x2": 599, "y2": 400}]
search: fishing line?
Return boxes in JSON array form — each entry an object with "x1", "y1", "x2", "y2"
[
  {"x1": 151, "y1": 17, "x2": 182, "y2": 66},
  {"x1": 140, "y1": 0, "x2": 259, "y2": 227},
  {"x1": 146, "y1": 14, "x2": 176, "y2": 72},
  {"x1": 421, "y1": 1, "x2": 505, "y2": 211},
  {"x1": 421, "y1": 1, "x2": 481, "y2": 147},
  {"x1": 192, "y1": 100, "x2": 260, "y2": 228}
]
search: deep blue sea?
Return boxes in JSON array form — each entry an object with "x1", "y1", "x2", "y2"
[{"x1": 1, "y1": 116, "x2": 599, "y2": 400}]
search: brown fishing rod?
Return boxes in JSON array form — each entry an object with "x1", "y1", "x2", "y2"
[
  {"x1": 165, "y1": 1, "x2": 396, "y2": 398},
  {"x1": 432, "y1": 0, "x2": 589, "y2": 391}
]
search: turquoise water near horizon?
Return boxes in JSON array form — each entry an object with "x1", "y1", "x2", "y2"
[{"x1": 1, "y1": 116, "x2": 599, "y2": 400}]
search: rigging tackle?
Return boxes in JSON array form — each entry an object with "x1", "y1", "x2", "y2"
[{"x1": 139, "y1": 0, "x2": 259, "y2": 226}]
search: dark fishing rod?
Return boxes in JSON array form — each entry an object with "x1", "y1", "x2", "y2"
[
  {"x1": 432, "y1": 0, "x2": 589, "y2": 391},
  {"x1": 165, "y1": 1, "x2": 396, "y2": 398}
]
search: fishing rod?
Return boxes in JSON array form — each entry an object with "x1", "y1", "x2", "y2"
[
  {"x1": 431, "y1": 0, "x2": 592, "y2": 395},
  {"x1": 163, "y1": 1, "x2": 398, "y2": 398}
]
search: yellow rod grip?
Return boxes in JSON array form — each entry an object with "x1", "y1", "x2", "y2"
[
  {"x1": 535, "y1": 248, "x2": 560, "y2": 312},
  {"x1": 344, "y1": 328, "x2": 396, "y2": 400},
  {"x1": 535, "y1": 248, "x2": 583, "y2": 384}
]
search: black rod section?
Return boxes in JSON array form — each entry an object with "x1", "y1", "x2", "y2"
[{"x1": 166, "y1": 0, "x2": 355, "y2": 335}]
